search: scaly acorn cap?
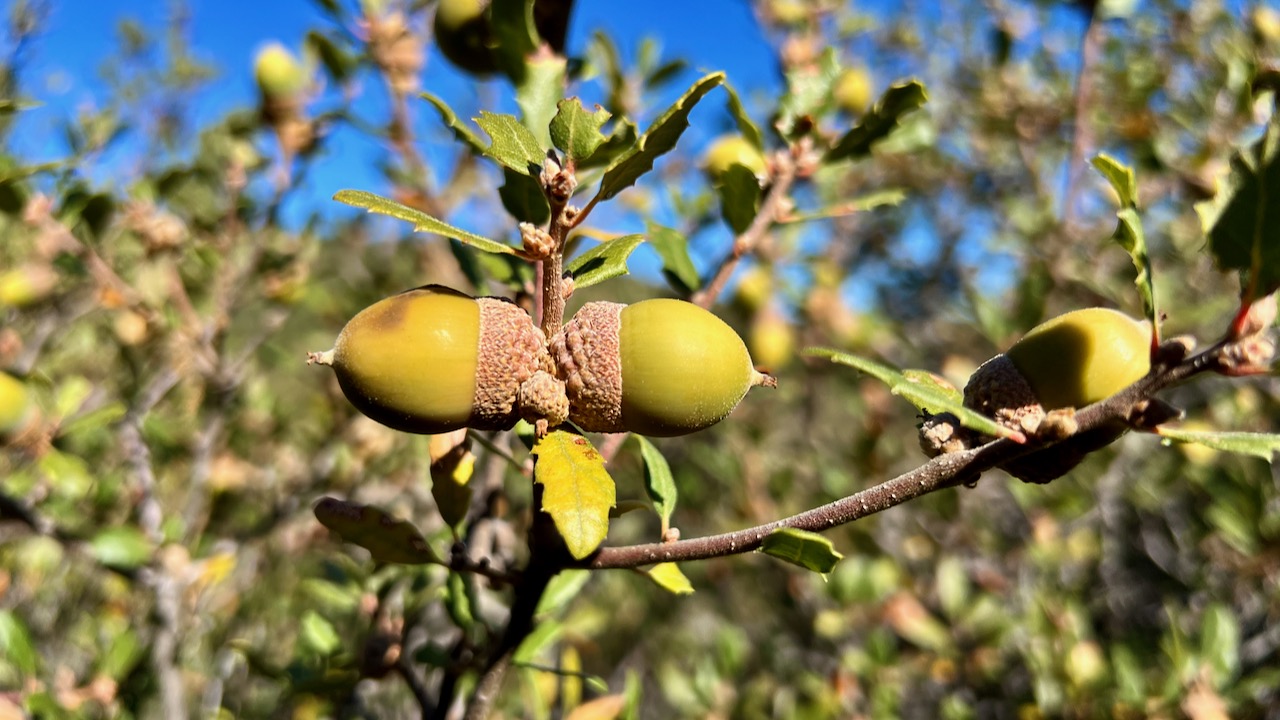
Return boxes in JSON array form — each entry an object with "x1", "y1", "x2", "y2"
[
  {"x1": 311, "y1": 285, "x2": 555, "y2": 434},
  {"x1": 550, "y1": 299, "x2": 774, "y2": 436}
]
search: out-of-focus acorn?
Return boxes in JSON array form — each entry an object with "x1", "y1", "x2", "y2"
[
  {"x1": 833, "y1": 67, "x2": 873, "y2": 115},
  {"x1": 549, "y1": 299, "x2": 776, "y2": 436},
  {"x1": 309, "y1": 285, "x2": 566, "y2": 434},
  {"x1": 254, "y1": 42, "x2": 307, "y2": 101},
  {"x1": 0, "y1": 370, "x2": 35, "y2": 438},
  {"x1": 702, "y1": 134, "x2": 768, "y2": 184},
  {"x1": 0, "y1": 264, "x2": 58, "y2": 308},
  {"x1": 748, "y1": 305, "x2": 796, "y2": 371},
  {"x1": 433, "y1": 0, "x2": 498, "y2": 76}
]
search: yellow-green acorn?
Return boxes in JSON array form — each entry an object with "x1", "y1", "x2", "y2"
[
  {"x1": 833, "y1": 67, "x2": 873, "y2": 115},
  {"x1": 549, "y1": 299, "x2": 775, "y2": 437},
  {"x1": 310, "y1": 286, "x2": 565, "y2": 434},
  {"x1": 0, "y1": 370, "x2": 34, "y2": 437},
  {"x1": 433, "y1": 0, "x2": 498, "y2": 76},
  {"x1": 253, "y1": 42, "x2": 307, "y2": 99},
  {"x1": 962, "y1": 307, "x2": 1151, "y2": 482},
  {"x1": 703, "y1": 135, "x2": 767, "y2": 183}
]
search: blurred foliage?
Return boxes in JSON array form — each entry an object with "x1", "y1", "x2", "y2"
[{"x1": 1, "y1": 0, "x2": 1278, "y2": 718}]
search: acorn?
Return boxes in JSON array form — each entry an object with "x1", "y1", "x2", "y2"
[
  {"x1": 433, "y1": 0, "x2": 498, "y2": 76},
  {"x1": 922, "y1": 308, "x2": 1151, "y2": 482},
  {"x1": 702, "y1": 135, "x2": 768, "y2": 184},
  {"x1": 253, "y1": 42, "x2": 307, "y2": 101},
  {"x1": 549, "y1": 299, "x2": 776, "y2": 437},
  {"x1": 833, "y1": 67, "x2": 873, "y2": 116},
  {"x1": 309, "y1": 285, "x2": 566, "y2": 435}
]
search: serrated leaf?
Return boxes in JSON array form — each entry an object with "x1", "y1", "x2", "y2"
[
  {"x1": 643, "y1": 563, "x2": 694, "y2": 594},
  {"x1": 475, "y1": 111, "x2": 546, "y2": 176},
  {"x1": 645, "y1": 224, "x2": 700, "y2": 295},
  {"x1": 516, "y1": 56, "x2": 567, "y2": 150},
  {"x1": 299, "y1": 610, "x2": 341, "y2": 656},
  {"x1": 1197, "y1": 114, "x2": 1280, "y2": 295},
  {"x1": 334, "y1": 189, "x2": 516, "y2": 255},
  {"x1": 313, "y1": 496, "x2": 440, "y2": 565},
  {"x1": 716, "y1": 164, "x2": 763, "y2": 235},
  {"x1": 565, "y1": 233, "x2": 645, "y2": 290},
  {"x1": 723, "y1": 81, "x2": 764, "y2": 151},
  {"x1": 421, "y1": 92, "x2": 488, "y2": 154},
  {"x1": 1157, "y1": 427, "x2": 1280, "y2": 463},
  {"x1": 633, "y1": 435, "x2": 677, "y2": 535},
  {"x1": 761, "y1": 527, "x2": 843, "y2": 574},
  {"x1": 0, "y1": 610, "x2": 38, "y2": 676},
  {"x1": 499, "y1": 167, "x2": 551, "y2": 224},
  {"x1": 491, "y1": 0, "x2": 540, "y2": 80},
  {"x1": 597, "y1": 72, "x2": 725, "y2": 200},
  {"x1": 805, "y1": 347, "x2": 1025, "y2": 442},
  {"x1": 779, "y1": 188, "x2": 907, "y2": 224},
  {"x1": 580, "y1": 119, "x2": 638, "y2": 170},
  {"x1": 89, "y1": 526, "x2": 155, "y2": 570},
  {"x1": 532, "y1": 430, "x2": 616, "y2": 559},
  {"x1": 825, "y1": 80, "x2": 929, "y2": 163},
  {"x1": 777, "y1": 49, "x2": 842, "y2": 139},
  {"x1": 551, "y1": 98, "x2": 611, "y2": 164},
  {"x1": 1093, "y1": 155, "x2": 1158, "y2": 333}
]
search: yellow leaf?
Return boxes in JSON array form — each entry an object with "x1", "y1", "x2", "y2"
[
  {"x1": 644, "y1": 563, "x2": 694, "y2": 595},
  {"x1": 565, "y1": 695, "x2": 626, "y2": 720},
  {"x1": 532, "y1": 430, "x2": 616, "y2": 559}
]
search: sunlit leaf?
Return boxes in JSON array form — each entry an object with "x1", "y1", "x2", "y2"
[
  {"x1": 514, "y1": 619, "x2": 563, "y2": 664},
  {"x1": 643, "y1": 563, "x2": 694, "y2": 594},
  {"x1": 313, "y1": 496, "x2": 440, "y2": 565},
  {"x1": 597, "y1": 72, "x2": 725, "y2": 200},
  {"x1": 89, "y1": 526, "x2": 155, "y2": 570},
  {"x1": 516, "y1": 56, "x2": 566, "y2": 150},
  {"x1": 634, "y1": 435, "x2": 677, "y2": 535},
  {"x1": 0, "y1": 610, "x2": 38, "y2": 676},
  {"x1": 536, "y1": 569, "x2": 592, "y2": 616},
  {"x1": 723, "y1": 81, "x2": 764, "y2": 151},
  {"x1": 645, "y1": 224, "x2": 700, "y2": 295},
  {"x1": 1092, "y1": 154, "x2": 1158, "y2": 334},
  {"x1": 1157, "y1": 427, "x2": 1280, "y2": 463},
  {"x1": 825, "y1": 80, "x2": 929, "y2": 162},
  {"x1": 532, "y1": 430, "x2": 616, "y2": 559},
  {"x1": 565, "y1": 233, "x2": 644, "y2": 290},
  {"x1": 551, "y1": 98, "x2": 611, "y2": 165},
  {"x1": 1200, "y1": 603, "x2": 1240, "y2": 688},
  {"x1": 1197, "y1": 110, "x2": 1280, "y2": 295},
  {"x1": 299, "y1": 610, "x2": 341, "y2": 655},
  {"x1": 476, "y1": 110, "x2": 547, "y2": 176},
  {"x1": 777, "y1": 49, "x2": 842, "y2": 140},
  {"x1": 805, "y1": 347, "x2": 1024, "y2": 442},
  {"x1": 761, "y1": 527, "x2": 843, "y2": 574},
  {"x1": 334, "y1": 189, "x2": 517, "y2": 255},
  {"x1": 779, "y1": 189, "x2": 907, "y2": 224}
]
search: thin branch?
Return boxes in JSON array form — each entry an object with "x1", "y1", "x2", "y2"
[
  {"x1": 584, "y1": 339, "x2": 1222, "y2": 570},
  {"x1": 691, "y1": 152, "x2": 797, "y2": 309}
]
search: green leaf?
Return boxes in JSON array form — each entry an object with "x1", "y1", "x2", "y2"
[
  {"x1": 761, "y1": 527, "x2": 843, "y2": 574},
  {"x1": 299, "y1": 610, "x2": 341, "y2": 656},
  {"x1": 1197, "y1": 113, "x2": 1280, "y2": 295},
  {"x1": 551, "y1": 98, "x2": 611, "y2": 165},
  {"x1": 645, "y1": 224, "x2": 700, "y2": 295},
  {"x1": 532, "y1": 430, "x2": 617, "y2": 559},
  {"x1": 514, "y1": 620, "x2": 564, "y2": 664},
  {"x1": 0, "y1": 610, "x2": 38, "y2": 676},
  {"x1": 565, "y1": 233, "x2": 645, "y2": 290},
  {"x1": 516, "y1": 56, "x2": 567, "y2": 150},
  {"x1": 89, "y1": 526, "x2": 155, "y2": 570},
  {"x1": 421, "y1": 92, "x2": 489, "y2": 154},
  {"x1": 475, "y1": 111, "x2": 547, "y2": 176},
  {"x1": 723, "y1": 81, "x2": 764, "y2": 151},
  {"x1": 536, "y1": 568, "x2": 592, "y2": 616},
  {"x1": 445, "y1": 571, "x2": 477, "y2": 631},
  {"x1": 779, "y1": 188, "x2": 907, "y2": 224},
  {"x1": 634, "y1": 435, "x2": 677, "y2": 535},
  {"x1": 334, "y1": 189, "x2": 517, "y2": 255},
  {"x1": 313, "y1": 496, "x2": 441, "y2": 565},
  {"x1": 1091, "y1": 153, "x2": 1137, "y2": 207},
  {"x1": 499, "y1": 167, "x2": 551, "y2": 224},
  {"x1": 1157, "y1": 427, "x2": 1280, "y2": 463},
  {"x1": 716, "y1": 163, "x2": 763, "y2": 235},
  {"x1": 805, "y1": 347, "x2": 1025, "y2": 442},
  {"x1": 643, "y1": 563, "x2": 694, "y2": 594},
  {"x1": 597, "y1": 72, "x2": 725, "y2": 200},
  {"x1": 1200, "y1": 603, "x2": 1240, "y2": 688},
  {"x1": 777, "y1": 49, "x2": 843, "y2": 140},
  {"x1": 98, "y1": 629, "x2": 143, "y2": 680},
  {"x1": 1092, "y1": 155, "x2": 1158, "y2": 333},
  {"x1": 580, "y1": 119, "x2": 638, "y2": 170},
  {"x1": 305, "y1": 30, "x2": 357, "y2": 84},
  {"x1": 825, "y1": 80, "x2": 929, "y2": 163}
]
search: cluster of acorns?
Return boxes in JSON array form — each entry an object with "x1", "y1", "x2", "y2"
[{"x1": 308, "y1": 286, "x2": 777, "y2": 438}]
